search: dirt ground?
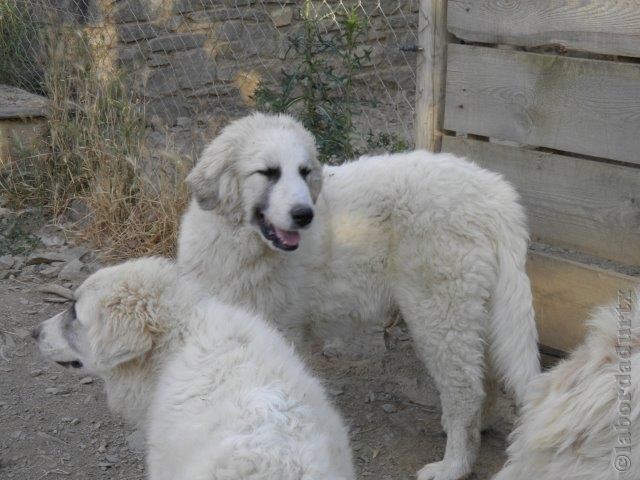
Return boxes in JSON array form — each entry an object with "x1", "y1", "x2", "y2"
[{"x1": 0, "y1": 217, "x2": 513, "y2": 480}]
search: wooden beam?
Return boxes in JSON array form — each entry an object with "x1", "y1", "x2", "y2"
[
  {"x1": 444, "y1": 44, "x2": 640, "y2": 164},
  {"x1": 414, "y1": 0, "x2": 448, "y2": 152},
  {"x1": 527, "y1": 251, "x2": 640, "y2": 352},
  {"x1": 448, "y1": 0, "x2": 640, "y2": 58},
  {"x1": 442, "y1": 136, "x2": 640, "y2": 266}
]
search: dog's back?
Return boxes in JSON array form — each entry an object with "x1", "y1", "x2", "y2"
[
  {"x1": 494, "y1": 289, "x2": 639, "y2": 480},
  {"x1": 146, "y1": 300, "x2": 354, "y2": 480}
]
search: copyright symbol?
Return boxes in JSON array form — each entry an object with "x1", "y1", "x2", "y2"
[{"x1": 615, "y1": 454, "x2": 631, "y2": 472}]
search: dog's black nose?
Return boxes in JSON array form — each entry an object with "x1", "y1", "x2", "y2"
[
  {"x1": 31, "y1": 325, "x2": 42, "y2": 340},
  {"x1": 290, "y1": 205, "x2": 314, "y2": 228}
]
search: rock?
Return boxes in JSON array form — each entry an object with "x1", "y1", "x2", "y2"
[
  {"x1": 322, "y1": 344, "x2": 340, "y2": 358},
  {"x1": 26, "y1": 252, "x2": 66, "y2": 265},
  {"x1": 365, "y1": 391, "x2": 375, "y2": 403},
  {"x1": 327, "y1": 386, "x2": 344, "y2": 396},
  {"x1": 104, "y1": 454, "x2": 119, "y2": 463},
  {"x1": 175, "y1": 49, "x2": 217, "y2": 89},
  {"x1": 112, "y1": 0, "x2": 156, "y2": 23},
  {"x1": 58, "y1": 259, "x2": 84, "y2": 281},
  {"x1": 117, "y1": 46, "x2": 145, "y2": 66},
  {"x1": 173, "y1": 0, "x2": 221, "y2": 14},
  {"x1": 13, "y1": 328, "x2": 31, "y2": 340},
  {"x1": 118, "y1": 23, "x2": 159, "y2": 43},
  {"x1": 30, "y1": 369, "x2": 45, "y2": 377},
  {"x1": 79, "y1": 376, "x2": 94, "y2": 385},
  {"x1": 97, "y1": 442, "x2": 107, "y2": 453},
  {"x1": 59, "y1": 246, "x2": 90, "y2": 263},
  {"x1": 147, "y1": 33, "x2": 206, "y2": 53},
  {"x1": 271, "y1": 6, "x2": 293, "y2": 27},
  {"x1": 38, "y1": 232, "x2": 65, "y2": 247},
  {"x1": 11, "y1": 256, "x2": 24, "y2": 270},
  {"x1": 145, "y1": 67, "x2": 180, "y2": 97},
  {"x1": 0, "y1": 255, "x2": 14, "y2": 270},
  {"x1": 70, "y1": 418, "x2": 80, "y2": 425},
  {"x1": 126, "y1": 430, "x2": 146, "y2": 453},
  {"x1": 381, "y1": 403, "x2": 397, "y2": 413},
  {"x1": 45, "y1": 386, "x2": 71, "y2": 395},
  {"x1": 147, "y1": 53, "x2": 171, "y2": 67},
  {"x1": 40, "y1": 265, "x2": 62, "y2": 279}
]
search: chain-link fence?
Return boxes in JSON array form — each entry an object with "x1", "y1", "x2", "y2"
[{"x1": 2, "y1": 0, "x2": 419, "y2": 165}]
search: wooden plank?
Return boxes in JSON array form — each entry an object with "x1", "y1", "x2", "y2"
[
  {"x1": 527, "y1": 251, "x2": 640, "y2": 352},
  {"x1": 0, "y1": 85, "x2": 49, "y2": 119},
  {"x1": 442, "y1": 136, "x2": 640, "y2": 266},
  {"x1": 444, "y1": 44, "x2": 640, "y2": 164},
  {"x1": 448, "y1": 0, "x2": 640, "y2": 58},
  {"x1": 414, "y1": 0, "x2": 448, "y2": 152}
]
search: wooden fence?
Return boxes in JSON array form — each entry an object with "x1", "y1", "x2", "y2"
[{"x1": 415, "y1": 0, "x2": 640, "y2": 352}]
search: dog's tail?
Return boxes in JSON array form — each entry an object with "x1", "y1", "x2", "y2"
[{"x1": 489, "y1": 214, "x2": 540, "y2": 403}]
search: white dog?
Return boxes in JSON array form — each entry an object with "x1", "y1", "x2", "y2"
[
  {"x1": 33, "y1": 257, "x2": 354, "y2": 480},
  {"x1": 177, "y1": 113, "x2": 541, "y2": 480},
  {"x1": 494, "y1": 289, "x2": 639, "y2": 480}
]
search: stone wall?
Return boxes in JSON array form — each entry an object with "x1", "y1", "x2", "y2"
[{"x1": 38, "y1": 1, "x2": 419, "y2": 147}]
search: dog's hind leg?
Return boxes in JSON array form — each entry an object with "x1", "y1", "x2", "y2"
[{"x1": 395, "y1": 277, "x2": 490, "y2": 480}]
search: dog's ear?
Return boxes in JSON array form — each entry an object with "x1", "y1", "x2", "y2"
[
  {"x1": 307, "y1": 155, "x2": 323, "y2": 203},
  {"x1": 186, "y1": 134, "x2": 243, "y2": 223},
  {"x1": 89, "y1": 283, "x2": 164, "y2": 371}
]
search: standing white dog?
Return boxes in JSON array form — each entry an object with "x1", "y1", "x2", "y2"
[
  {"x1": 178, "y1": 113, "x2": 541, "y2": 480},
  {"x1": 494, "y1": 289, "x2": 639, "y2": 480},
  {"x1": 34, "y1": 257, "x2": 354, "y2": 480}
]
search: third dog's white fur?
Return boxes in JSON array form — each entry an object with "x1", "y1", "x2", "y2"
[
  {"x1": 34, "y1": 258, "x2": 354, "y2": 480},
  {"x1": 494, "y1": 289, "x2": 639, "y2": 480},
  {"x1": 177, "y1": 113, "x2": 541, "y2": 480}
]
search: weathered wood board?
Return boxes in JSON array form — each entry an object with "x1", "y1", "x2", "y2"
[
  {"x1": 527, "y1": 251, "x2": 640, "y2": 352},
  {"x1": 448, "y1": 0, "x2": 640, "y2": 58},
  {"x1": 443, "y1": 136, "x2": 640, "y2": 266},
  {"x1": 444, "y1": 44, "x2": 640, "y2": 164},
  {"x1": 0, "y1": 85, "x2": 49, "y2": 119},
  {"x1": 414, "y1": 0, "x2": 448, "y2": 152}
]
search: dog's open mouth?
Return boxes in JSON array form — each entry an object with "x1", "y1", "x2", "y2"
[
  {"x1": 56, "y1": 360, "x2": 83, "y2": 369},
  {"x1": 256, "y1": 211, "x2": 300, "y2": 251}
]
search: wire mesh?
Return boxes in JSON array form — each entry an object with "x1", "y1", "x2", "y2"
[{"x1": 2, "y1": 0, "x2": 419, "y2": 164}]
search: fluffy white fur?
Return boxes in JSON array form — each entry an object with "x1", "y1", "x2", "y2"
[
  {"x1": 494, "y1": 289, "x2": 639, "y2": 480},
  {"x1": 177, "y1": 113, "x2": 541, "y2": 480},
  {"x1": 34, "y1": 257, "x2": 354, "y2": 480}
]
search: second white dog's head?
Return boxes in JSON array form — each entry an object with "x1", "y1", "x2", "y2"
[
  {"x1": 186, "y1": 113, "x2": 323, "y2": 252},
  {"x1": 33, "y1": 258, "x2": 175, "y2": 375}
]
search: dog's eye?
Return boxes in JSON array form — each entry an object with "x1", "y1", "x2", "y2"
[
  {"x1": 299, "y1": 166, "x2": 311, "y2": 178},
  {"x1": 257, "y1": 167, "x2": 281, "y2": 181}
]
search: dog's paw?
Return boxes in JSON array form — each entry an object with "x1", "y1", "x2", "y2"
[
  {"x1": 417, "y1": 460, "x2": 471, "y2": 480},
  {"x1": 417, "y1": 461, "x2": 443, "y2": 480}
]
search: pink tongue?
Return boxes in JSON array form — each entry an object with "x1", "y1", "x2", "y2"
[{"x1": 274, "y1": 228, "x2": 300, "y2": 247}]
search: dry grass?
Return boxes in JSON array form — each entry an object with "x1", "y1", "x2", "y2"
[
  {"x1": 82, "y1": 160, "x2": 190, "y2": 260},
  {"x1": 1, "y1": 22, "x2": 190, "y2": 260}
]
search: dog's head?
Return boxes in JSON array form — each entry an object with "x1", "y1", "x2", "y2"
[
  {"x1": 186, "y1": 113, "x2": 323, "y2": 252},
  {"x1": 33, "y1": 257, "x2": 175, "y2": 374}
]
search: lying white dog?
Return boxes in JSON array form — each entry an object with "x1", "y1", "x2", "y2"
[
  {"x1": 177, "y1": 113, "x2": 541, "y2": 480},
  {"x1": 494, "y1": 289, "x2": 639, "y2": 480},
  {"x1": 34, "y1": 257, "x2": 354, "y2": 480}
]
